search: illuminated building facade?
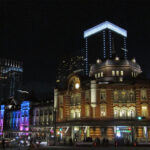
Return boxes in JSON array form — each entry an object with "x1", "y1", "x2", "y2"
[
  {"x1": 20, "y1": 101, "x2": 30, "y2": 132},
  {"x1": 0, "y1": 99, "x2": 30, "y2": 138},
  {"x1": 0, "y1": 105, "x2": 5, "y2": 135},
  {"x1": 84, "y1": 21, "x2": 127, "y2": 76},
  {"x1": 0, "y1": 59, "x2": 23, "y2": 102},
  {"x1": 31, "y1": 100, "x2": 53, "y2": 141},
  {"x1": 54, "y1": 21, "x2": 150, "y2": 144}
]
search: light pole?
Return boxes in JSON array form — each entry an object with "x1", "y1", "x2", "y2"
[
  {"x1": 131, "y1": 111, "x2": 134, "y2": 144},
  {"x1": 53, "y1": 109, "x2": 56, "y2": 146}
]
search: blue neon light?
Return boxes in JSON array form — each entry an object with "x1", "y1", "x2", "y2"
[{"x1": 84, "y1": 21, "x2": 127, "y2": 38}]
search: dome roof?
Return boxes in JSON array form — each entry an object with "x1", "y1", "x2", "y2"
[{"x1": 90, "y1": 59, "x2": 142, "y2": 72}]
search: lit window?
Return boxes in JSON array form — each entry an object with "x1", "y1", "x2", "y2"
[
  {"x1": 128, "y1": 107, "x2": 135, "y2": 118},
  {"x1": 100, "y1": 104, "x2": 107, "y2": 117},
  {"x1": 101, "y1": 72, "x2": 103, "y2": 77},
  {"x1": 100, "y1": 89, "x2": 106, "y2": 101},
  {"x1": 95, "y1": 74, "x2": 97, "y2": 78},
  {"x1": 129, "y1": 90, "x2": 135, "y2": 102},
  {"x1": 141, "y1": 105, "x2": 148, "y2": 117},
  {"x1": 131, "y1": 72, "x2": 133, "y2": 77},
  {"x1": 98, "y1": 73, "x2": 100, "y2": 78},
  {"x1": 114, "y1": 107, "x2": 119, "y2": 118},
  {"x1": 121, "y1": 91, "x2": 126, "y2": 101},
  {"x1": 112, "y1": 70, "x2": 115, "y2": 76},
  {"x1": 141, "y1": 89, "x2": 147, "y2": 100},
  {"x1": 114, "y1": 90, "x2": 119, "y2": 101},
  {"x1": 85, "y1": 105, "x2": 90, "y2": 117},
  {"x1": 116, "y1": 70, "x2": 119, "y2": 76},
  {"x1": 76, "y1": 110, "x2": 81, "y2": 118},
  {"x1": 71, "y1": 94, "x2": 81, "y2": 105},
  {"x1": 59, "y1": 108, "x2": 63, "y2": 120},
  {"x1": 120, "y1": 71, "x2": 124, "y2": 76},
  {"x1": 59, "y1": 95, "x2": 63, "y2": 105},
  {"x1": 119, "y1": 77, "x2": 123, "y2": 82},
  {"x1": 120, "y1": 108, "x2": 127, "y2": 118},
  {"x1": 70, "y1": 110, "x2": 75, "y2": 119}
]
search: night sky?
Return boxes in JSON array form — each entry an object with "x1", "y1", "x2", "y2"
[{"x1": 1, "y1": 0, "x2": 150, "y2": 97}]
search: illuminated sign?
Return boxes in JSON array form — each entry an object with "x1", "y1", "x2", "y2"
[{"x1": 84, "y1": 21, "x2": 127, "y2": 38}]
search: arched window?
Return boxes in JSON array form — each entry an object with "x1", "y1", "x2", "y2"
[
  {"x1": 71, "y1": 93, "x2": 81, "y2": 106},
  {"x1": 121, "y1": 90, "x2": 126, "y2": 101},
  {"x1": 75, "y1": 109, "x2": 81, "y2": 118},
  {"x1": 114, "y1": 107, "x2": 120, "y2": 118},
  {"x1": 100, "y1": 104, "x2": 107, "y2": 117},
  {"x1": 114, "y1": 90, "x2": 119, "y2": 101},
  {"x1": 128, "y1": 107, "x2": 136, "y2": 118},
  {"x1": 129, "y1": 90, "x2": 135, "y2": 102},
  {"x1": 120, "y1": 107, "x2": 127, "y2": 118}
]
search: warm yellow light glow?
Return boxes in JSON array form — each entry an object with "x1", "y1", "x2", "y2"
[
  {"x1": 115, "y1": 57, "x2": 119, "y2": 61},
  {"x1": 116, "y1": 70, "x2": 119, "y2": 76},
  {"x1": 97, "y1": 59, "x2": 100, "y2": 63},
  {"x1": 120, "y1": 71, "x2": 124, "y2": 76},
  {"x1": 75, "y1": 83, "x2": 80, "y2": 89},
  {"x1": 112, "y1": 70, "x2": 115, "y2": 76}
]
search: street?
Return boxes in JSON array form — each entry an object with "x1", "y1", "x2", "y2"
[{"x1": 1, "y1": 146, "x2": 150, "y2": 150}]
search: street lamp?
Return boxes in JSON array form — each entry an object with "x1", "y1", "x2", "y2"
[{"x1": 53, "y1": 109, "x2": 56, "y2": 146}]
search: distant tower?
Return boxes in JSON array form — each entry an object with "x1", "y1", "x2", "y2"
[
  {"x1": 83, "y1": 21, "x2": 127, "y2": 76},
  {"x1": 0, "y1": 59, "x2": 23, "y2": 102}
]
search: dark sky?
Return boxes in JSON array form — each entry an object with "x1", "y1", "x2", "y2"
[{"x1": 1, "y1": 0, "x2": 150, "y2": 97}]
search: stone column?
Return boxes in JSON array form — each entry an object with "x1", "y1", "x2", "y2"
[{"x1": 90, "y1": 80, "x2": 97, "y2": 118}]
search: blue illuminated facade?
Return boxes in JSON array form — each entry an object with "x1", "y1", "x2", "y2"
[
  {"x1": 20, "y1": 101, "x2": 30, "y2": 132},
  {"x1": 0, "y1": 105, "x2": 5, "y2": 135}
]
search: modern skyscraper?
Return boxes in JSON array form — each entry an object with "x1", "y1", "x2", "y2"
[{"x1": 83, "y1": 21, "x2": 127, "y2": 76}]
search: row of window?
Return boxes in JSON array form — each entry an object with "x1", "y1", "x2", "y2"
[
  {"x1": 58, "y1": 105, "x2": 149, "y2": 120},
  {"x1": 94, "y1": 70, "x2": 139, "y2": 78},
  {"x1": 131, "y1": 72, "x2": 137, "y2": 78},
  {"x1": 95, "y1": 72, "x2": 104, "y2": 78},
  {"x1": 33, "y1": 115, "x2": 53, "y2": 125},
  {"x1": 57, "y1": 89, "x2": 148, "y2": 105},
  {"x1": 112, "y1": 70, "x2": 124, "y2": 76}
]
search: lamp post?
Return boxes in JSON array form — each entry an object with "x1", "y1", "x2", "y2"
[
  {"x1": 131, "y1": 111, "x2": 134, "y2": 144},
  {"x1": 53, "y1": 109, "x2": 56, "y2": 146}
]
